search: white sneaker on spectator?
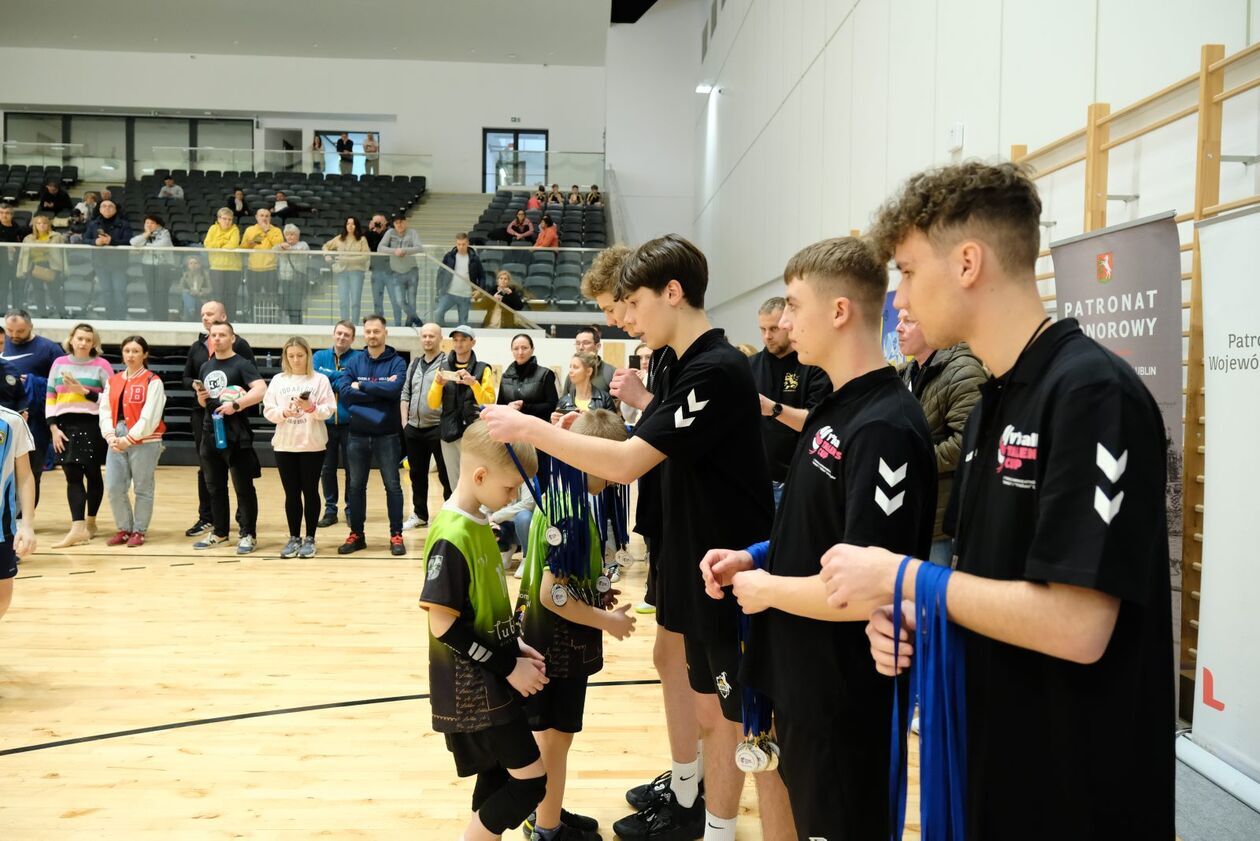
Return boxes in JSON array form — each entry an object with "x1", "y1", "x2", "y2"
[
  {"x1": 402, "y1": 513, "x2": 426, "y2": 531},
  {"x1": 514, "y1": 562, "x2": 525, "y2": 579}
]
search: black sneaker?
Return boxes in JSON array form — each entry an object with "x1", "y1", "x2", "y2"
[
  {"x1": 317, "y1": 511, "x2": 339, "y2": 528},
  {"x1": 337, "y1": 532, "x2": 366, "y2": 554},
  {"x1": 184, "y1": 518, "x2": 212, "y2": 537},
  {"x1": 525, "y1": 824, "x2": 597, "y2": 841},
  {"x1": 521, "y1": 809, "x2": 600, "y2": 839},
  {"x1": 612, "y1": 791, "x2": 704, "y2": 840}
]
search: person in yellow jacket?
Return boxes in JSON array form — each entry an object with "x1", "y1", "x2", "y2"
[
  {"x1": 425, "y1": 324, "x2": 495, "y2": 487},
  {"x1": 203, "y1": 207, "x2": 243, "y2": 318},
  {"x1": 241, "y1": 208, "x2": 285, "y2": 319}
]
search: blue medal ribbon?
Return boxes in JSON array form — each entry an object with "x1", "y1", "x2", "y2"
[{"x1": 738, "y1": 542, "x2": 773, "y2": 740}]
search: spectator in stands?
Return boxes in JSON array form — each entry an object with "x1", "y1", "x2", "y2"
[
  {"x1": 129, "y1": 214, "x2": 175, "y2": 320},
  {"x1": 490, "y1": 483, "x2": 535, "y2": 573},
  {"x1": 554, "y1": 351, "x2": 614, "y2": 419},
  {"x1": 157, "y1": 176, "x2": 184, "y2": 201},
  {"x1": 99, "y1": 189, "x2": 113, "y2": 205},
  {"x1": 506, "y1": 209, "x2": 535, "y2": 244},
  {"x1": 228, "y1": 188, "x2": 251, "y2": 221},
  {"x1": 99, "y1": 334, "x2": 166, "y2": 548},
  {"x1": 0, "y1": 326, "x2": 30, "y2": 414},
  {"x1": 37, "y1": 180, "x2": 72, "y2": 216},
  {"x1": 178, "y1": 255, "x2": 211, "y2": 320},
  {"x1": 323, "y1": 216, "x2": 371, "y2": 323},
  {"x1": 270, "y1": 190, "x2": 300, "y2": 220},
  {"x1": 18, "y1": 215, "x2": 67, "y2": 318},
  {"x1": 47, "y1": 322, "x2": 114, "y2": 548},
  {"x1": 336, "y1": 132, "x2": 354, "y2": 176},
  {"x1": 192, "y1": 320, "x2": 266, "y2": 554},
  {"x1": 3, "y1": 309, "x2": 59, "y2": 503},
  {"x1": 546, "y1": 184, "x2": 564, "y2": 205},
  {"x1": 242, "y1": 208, "x2": 285, "y2": 317},
  {"x1": 84, "y1": 200, "x2": 133, "y2": 320},
  {"x1": 183, "y1": 301, "x2": 255, "y2": 538},
  {"x1": 426, "y1": 324, "x2": 493, "y2": 487},
  {"x1": 479, "y1": 269, "x2": 525, "y2": 328},
  {"x1": 533, "y1": 214, "x2": 559, "y2": 250},
  {"x1": 0, "y1": 205, "x2": 28, "y2": 312},
  {"x1": 434, "y1": 233, "x2": 485, "y2": 326},
  {"x1": 336, "y1": 315, "x2": 407, "y2": 556},
  {"x1": 378, "y1": 214, "x2": 423, "y2": 326},
  {"x1": 262, "y1": 336, "x2": 336, "y2": 559},
  {"x1": 74, "y1": 191, "x2": 99, "y2": 221},
  {"x1": 310, "y1": 134, "x2": 324, "y2": 172},
  {"x1": 365, "y1": 213, "x2": 389, "y2": 252},
  {"x1": 363, "y1": 133, "x2": 380, "y2": 176},
  {"x1": 313, "y1": 320, "x2": 359, "y2": 528},
  {"x1": 527, "y1": 189, "x2": 544, "y2": 211},
  {"x1": 496, "y1": 332, "x2": 557, "y2": 423},
  {"x1": 586, "y1": 185, "x2": 603, "y2": 206},
  {"x1": 567, "y1": 184, "x2": 583, "y2": 205},
  {"x1": 561, "y1": 325, "x2": 615, "y2": 395},
  {"x1": 274, "y1": 224, "x2": 311, "y2": 324},
  {"x1": 204, "y1": 208, "x2": 243, "y2": 320},
  {"x1": 621, "y1": 342, "x2": 652, "y2": 426},
  {"x1": 399, "y1": 322, "x2": 451, "y2": 530}
]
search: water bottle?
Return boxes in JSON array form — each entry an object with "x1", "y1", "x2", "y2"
[{"x1": 212, "y1": 411, "x2": 228, "y2": 450}]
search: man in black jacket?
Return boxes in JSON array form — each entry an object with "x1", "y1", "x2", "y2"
[
  {"x1": 36, "y1": 180, "x2": 72, "y2": 216},
  {"x1": 748, "y1": 296, "x2": 832, "y2": 507},
  {"x1": 0, "y1": 205, "x2": 29, "y2": 312},
  {"x1": 182, "y1": 300, "x2": 254, "y2": 536}
]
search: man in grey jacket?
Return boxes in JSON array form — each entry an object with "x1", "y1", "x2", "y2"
[
  {"x1": 377, "y1": 214, "x2": 424, "y2": 327},
  {"x1": 399, "y1": 322, "x2": 451, "y2": 529}
]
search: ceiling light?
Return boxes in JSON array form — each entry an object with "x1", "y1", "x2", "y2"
[{"x1": 695, "y1": 83, "x2": 714, "y2": 94}]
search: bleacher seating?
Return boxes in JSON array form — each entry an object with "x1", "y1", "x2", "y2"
[
  {"x1": 0, "y1": 163, "x2": 80, "y2": 205},
  {"x1": 477, "y1": 244, "x2": 599, "y2": 312},
  {"x1": 467, "y1": 189, "x2": 609, "y2": 250}
]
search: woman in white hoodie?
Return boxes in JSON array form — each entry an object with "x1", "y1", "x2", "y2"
[{"x1": 263, "y1": 337, "x2": 336, "y2": 558}]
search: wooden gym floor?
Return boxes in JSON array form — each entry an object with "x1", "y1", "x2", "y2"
[{"x1": 0, "y1": 465, "x2": 921, "y2": 839}]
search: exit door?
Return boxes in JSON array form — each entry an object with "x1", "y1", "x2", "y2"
[{"x1": 483, "y1": 128, "x2": 549, "y2": 192}]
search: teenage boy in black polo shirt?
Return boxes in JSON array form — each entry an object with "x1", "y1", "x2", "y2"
[
  {"x1": 821, "y1": 161, "x2": 1174, "y2": 840},
  {"x1": 700, "y1": 237, "x2": 934, "y2": 840},
  {"x1": 481, "y1": 234, "x2": 792, "y2": 840}
]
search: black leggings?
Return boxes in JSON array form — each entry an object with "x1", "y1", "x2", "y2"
[
  {"x1": 275, "y1": 450, "x2": 324, "y2": 537},
  {"x1": 63, "y1": 463, "x2": 103, "y2": 521}
]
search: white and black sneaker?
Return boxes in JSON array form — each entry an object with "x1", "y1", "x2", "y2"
[
  {"x1": 626, "y1": 770, "x2": 704, "y2": 811},
  {"x1": 612, "y1": 788, "x2": 704, "y2": 840},
  {"x1": 521, "y1": 808, "x2": 600, "y2": 840},
  {"x1": 193, "y1": 534, "x2": 228, "y2": 550}
]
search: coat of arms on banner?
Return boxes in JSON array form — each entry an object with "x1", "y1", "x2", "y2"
[{"x1": 1096, "y1": 251, "x2": 1114, "y2": 283}]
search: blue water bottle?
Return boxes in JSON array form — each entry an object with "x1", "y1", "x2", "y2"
[{"x1": 212, "y1": 411, "x2": 228, "y2": 449}]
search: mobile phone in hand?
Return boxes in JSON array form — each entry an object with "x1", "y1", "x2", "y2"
[{"x1": 298, "y1": 391, "x2": 310, "y2": 400}]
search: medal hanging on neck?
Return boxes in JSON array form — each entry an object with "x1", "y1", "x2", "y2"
[
  {"x1": 734, "y1": 552, "x2": 778, "y2": 773},
  {"x1": 541, "y1": 455, "x2": 596, "y2": 607}
]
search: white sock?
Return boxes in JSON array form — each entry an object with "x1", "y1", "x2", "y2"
[
  {"x1": 702, "y1": 810, "x2": 736, "y2": 840},
  {"x1": 695, "y1": 739, "x2": 705, "y2": 783},
  {"x1": 670, "y1": 758, "x2": 700, "y2": 808}
]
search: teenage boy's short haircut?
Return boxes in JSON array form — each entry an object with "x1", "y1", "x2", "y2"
[
  {"x1": 782, "y1": 237, "x2": 888, "y2": 326},
  {"x1": 461, "y1": 419, "x2": 539, "y2": 477},
  {"x1": 580, "y1": 244, "x2": 631, "y2": 299},
  {"x1": 617, "y1": 234, "x2": 708, "y2": 308},
  {"x1": 571, "y1": 408, "x2": 628, "y2": 443},
  {"x1": 868, "y1": 160, "x2": 1042, "y2": 275}
]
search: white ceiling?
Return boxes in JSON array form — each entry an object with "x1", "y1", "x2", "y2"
[{"x1": 0, "y1": 0, "x2": 612, "y2": 66}]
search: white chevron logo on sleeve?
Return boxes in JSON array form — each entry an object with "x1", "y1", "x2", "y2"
[
  {"x1": 674, "y1": 389, "x2": 709, "y2": 428},
  {"x1": 878, "y1": 459, "x2": 907, "y2": 487},
  {"x1": 875, "y1": 487, "x2": 905, "y2": 516},
  {"x1": 1094, "y1": 487, "x2": 1125, "y2": 524},
  {"x1": 1095, "y1": 444, "x2": 1129, "y2": 483}
]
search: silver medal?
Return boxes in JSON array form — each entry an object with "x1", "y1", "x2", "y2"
[
  {"x1": 615, "y1": 549, "x2": 633, "y2": 567},
  {"x1": 763, "y1": 739, "x2": 780, "y2": 772},
  {"x1": 545, "y1": 526, "x2": 563, "y2": 547},
  {"x1": 734, "y1": 741, "x2": 762, "y2": 773},
  {"x1": 595, "y1": 575, "x2": 612, "y2": 594},
  {"x1": 550, "y1": 583, "x2": 568, "y2": 607}
]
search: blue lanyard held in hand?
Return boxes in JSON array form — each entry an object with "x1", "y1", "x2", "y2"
[
  {"x1": 889, "y1": 556, "x2": 967, "y2": 841},
  {"x1": 734, "y1": 543, "x2": 777, "y2": 773}
]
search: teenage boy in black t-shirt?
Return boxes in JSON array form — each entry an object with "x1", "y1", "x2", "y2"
[
  {"x1": 481, "y1": 235, "x2": 791, "y2": 841},
  {"x1": 700, "y1": 237, "x2": 935, "y2": 840},
  {"x1": 821, "y1": 161, "x2": 1174, "y2": 841},
  {"x1": 193, "y1": 321, "x2": 267, "y2": 554}
]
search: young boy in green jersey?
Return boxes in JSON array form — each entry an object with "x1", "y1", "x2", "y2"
[
  {"x1": 419, "y1": 419, "x2": 549, "y2": 841},
  {"x1": 517, "y1": 409, "x2": 637, "y2": 841}
]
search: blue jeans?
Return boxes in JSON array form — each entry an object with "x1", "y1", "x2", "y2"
[
  {"x1": 433, "y1": 292, "x2": 470, "y2": 327},
  {"x1": 928, "y1": 537, "x2": 953, "y2": 567},
  {"x1": 337, "y1": 270, "x2": 365, "y2": 323},
  {"x1": 771, "y1": 480, "x2": 785, "y2": 510},
  {"x1": 346, "y1": 431, "x2": 404, "y2": 536},
  {"x1": 104, "y1": 423, "x2": 162, "y2": 533},
  {"x1": 371, "y1": 269, "x2": 403, "y2": 324},
  {"x1": 97, "y1": 266, "x2": 129, "y2": 319},
  {"x1": 496, "y1": 509, "x2": 535, "y2": 558},
  {"x1": 321, "y1": 423, "x2": 350, "y2": 517},
  {"x1": 394, "y1": 269, "x2": 420, "y2": 325}
]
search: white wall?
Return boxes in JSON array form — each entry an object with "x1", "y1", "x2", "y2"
[
  {"x1": 0, "y1": 47, "x2": 606, "y2": 193},
  {"x1": 695, "y1": 0, "x2": 1258, "y2": 343},
  {"x1": 604, "y1": 0, "x2": 703, "y2": 244}
]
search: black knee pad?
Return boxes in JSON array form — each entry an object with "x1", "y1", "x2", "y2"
[
  {"x1": 471, "y1": 767, "x2": 510, "y2": 812},
  {"x1": 478, "y1": 773, "x2": 547, "y2": 834}
]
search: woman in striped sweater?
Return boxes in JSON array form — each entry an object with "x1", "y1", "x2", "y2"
[
  {"x1": 99, "y1": 335, "x2": 166, "y2": 547},
  {"x1": 47, "y1": 324, "x2": 115, "y2": 548}
]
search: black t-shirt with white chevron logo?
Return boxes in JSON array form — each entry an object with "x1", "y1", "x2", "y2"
[
  {"x1": 948, "y1": 318, "x2": 1174, "y2": 840},
  {"x1": 742, "y1": 365, "x2": 935, "y2": 723},
  {"x1": 634, "y1": 328, "x2": 773, "y2": 643}
]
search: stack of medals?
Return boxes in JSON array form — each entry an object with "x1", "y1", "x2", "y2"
[
  {"x1": 537, "y1": 454, "x2": 606, "y2": 610},
  {"x1": 734, "y1": 550, "x2": 779, "y2": 774},
  {"x1": 594, "y1": 483, "x2": 633, "y2": 575}
]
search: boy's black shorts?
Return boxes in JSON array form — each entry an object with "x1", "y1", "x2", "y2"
[
  {"x1": 683, "y1": 633, "x2": 742, "y2": 723},
  {"x1": 1, "y1": 542, "x2": 16, "y2": 580},
  {"x1": 525, "y1": 673, "x2": 590, "y2": 734},
  {"x1": 446, "y1": 719, "x2": 540, "y2": 777}
]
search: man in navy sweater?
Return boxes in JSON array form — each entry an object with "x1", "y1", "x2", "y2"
[
  {"x1": 336, "y1": 315, "x2": 407, "y2": 556},
  {"x1": 2, "y1": 309, "x2": 61, "y2": 505}
]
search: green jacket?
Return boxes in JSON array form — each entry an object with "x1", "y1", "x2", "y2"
[{"x1": 898, "y1": 343, "x2": 987, "y2": 539}]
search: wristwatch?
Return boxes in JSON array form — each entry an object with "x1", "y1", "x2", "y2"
[
  {"x1": 232, "y1": 401, "x2": 241, "y2": 411},
  {"x1": 771, "y1": 402, "x2": 783, "y2": 418}
]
